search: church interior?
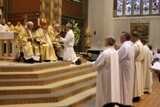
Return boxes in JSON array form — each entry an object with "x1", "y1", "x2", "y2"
[{"x1": 0, "y1": 0, "x2": 160, "y2": 107}]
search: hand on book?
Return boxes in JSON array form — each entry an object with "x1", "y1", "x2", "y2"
[{"x1": 56, "y1": 35, "x2": 61, "y2": 39}]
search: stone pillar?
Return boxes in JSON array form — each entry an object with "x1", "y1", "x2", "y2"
[
  {"x1": 40, "y1": 0, "x2": 62, "y2": 24},
  {"x1": 82, "y1": 0, "x2": 89, "y2": 52}
]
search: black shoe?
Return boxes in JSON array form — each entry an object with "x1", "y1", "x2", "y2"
[
  {"x1": 45, "y1": 60, "x2": 51, "y2": 62},
  {"x1": 34, "y1": 60, "x2": 42, "y2": 63},
  {"x1": 144, "y1": 91, "x2": 149, "y2": 94},
  {"x1": 132, "y1": 97, "x2": 140, "y2": 102},
  {"x1": 58, "y1": 57, "x2": 63, "y2": 60},
  {"x1": 75, "y1": 58, "x2": 82, "y2": 65},
  {"x1": 24, "y1": 58, "x2": 34, "y2": 64}
]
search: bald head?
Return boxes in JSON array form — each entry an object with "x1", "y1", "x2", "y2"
[
  {"x1": 27, "y1": 21, "x2": 34, "y2": 30},
  {"x1": 7, "y1": 22, "x2": 11, "y2": 26},
  {"x1": 54, "y1": 23, "x2": 60, "y2": 32}
]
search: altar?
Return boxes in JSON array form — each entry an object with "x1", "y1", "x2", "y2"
[{"x1": 0, "y1": 31, "x2": 19, "y2": 61}]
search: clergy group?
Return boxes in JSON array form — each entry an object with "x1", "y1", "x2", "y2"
[
  {"x1": 0, "y1": 18, "x2": 81, "y2": 65},
  {"x1": 93, "y1": 32, "x2": 153, "y2": 107}
]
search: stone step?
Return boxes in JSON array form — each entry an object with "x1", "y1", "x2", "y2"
[
  {"x1": 0, "y1": 87, "x2": 96, "y2": 107},
  {"x1": 0, "y1": 72, "x2": 97, "y2": 95},
  {"x1": 0, "y1": 66, "x2": 95, "y2": 87},
  {"x1": 0, "y1": 79, "x2": 96, "y2": 105},
  {"x1": 0, "y1": 59, "x2": 87, "y2": 72},
  {"x1": 0, "y1": 63, "x2": 92, "y2": 79}
]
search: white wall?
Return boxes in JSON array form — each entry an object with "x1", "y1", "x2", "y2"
[{"x1": 88, "y1": 0, "x2": 160, "y2": 52}]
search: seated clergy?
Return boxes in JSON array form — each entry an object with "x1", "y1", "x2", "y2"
[
  {"x1": 48, "y1": 23, "x2": 63, "y2": 58},
  {"x1": 14, "y1": 21, "x2": 23, "y2": 32},
  {"x1": 7, "y1": 22, "x2": 15, "y2": 31},
  {"x1": 35, "y1": 19, "x2": 57, "y2": 62},
  {"x1": 18, "y1": 21, "x2": 41, "y2": 63},
  {"x1": 48, "y1": 21, "x2": 56, "y2": 31},
  {"x1": 0, "y1": 19, "x2": 10, "y2": 31}
]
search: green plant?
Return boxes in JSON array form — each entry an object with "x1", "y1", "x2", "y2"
[{"x1": 69, "y1": 20, "x2": 81, "y2": 46}]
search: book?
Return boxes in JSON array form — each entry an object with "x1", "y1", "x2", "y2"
[
  {"x1": 150, "y1": 62, "x2": 160, "y2": 72},
  {"x1": 56, "y1": 30, "x2": 65, "y2": 38}
]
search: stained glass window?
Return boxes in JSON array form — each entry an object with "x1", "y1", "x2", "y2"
[
  {"x1": 134, "y1": 0, "x2": 141, "y2": 15},
  {"x1": 125, "y1": 0, "x2": 132, "y2": 15},
  {"x1": 152, "y1": 0, "x2": 159, "y2": 14},
  {"x1": 117, "y1": 0, "x2": 123, "y2": 16},
  {"x1": 143, "y1": 0, "x2": 150, "y2": 15},
  {"x1": 115, "y1": 0, "x2": 160, "y2": 17}
]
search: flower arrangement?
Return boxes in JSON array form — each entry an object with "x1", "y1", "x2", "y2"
[{"x1": 69, "y1": 20, "x2": 81, "y2": 46}]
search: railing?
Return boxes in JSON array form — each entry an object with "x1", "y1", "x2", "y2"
[{"x1": 0, "y1": 32, "x2": 19, "y2": 59}]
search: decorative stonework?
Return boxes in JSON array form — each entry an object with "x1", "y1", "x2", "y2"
[{"x1": 40, "y1": 0, "x2": 62, "y2": 24}]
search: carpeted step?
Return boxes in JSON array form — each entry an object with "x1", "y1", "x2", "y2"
[
  {"x1": 77, "y1": 98, "x2": 96, "y2": 107},
  {"x1": 0, "y1": 61, "x2": 71, "y2": 72},
  {"x1": 0, "y1": 67, "x2": 95, "y2": 87},
  {"x1": 0, "y1": 72, "x2": 97, "y2": 95},
  {"x1": 0, "y1": 59, "x2": 87, "y2": 72},
  {"x1": 0, "y1": 63, "x2": 92, "y2": 79},
  {"x1": 0, "y1": 79, "x2": 96, "y2": 105},
  {"x1": 0, "y1": 87, "x2": 96, "y2": 107}
]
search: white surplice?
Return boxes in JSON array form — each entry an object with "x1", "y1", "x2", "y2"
[
  {"x1": 153, "y1": 52, "x2": 160, "y2": 63},
  {"x1": 0, "y1": 24, "x2": 10, "y2": 31},
  {"x1": 143, "y1": 45, "x2": 153, "y2": 93},
  {"x1": 133, "y1": 40, "x2": 144, "y2": 98},
  {"x1": 60, "y1": 29, "x2": 78, "y2": 63},
  {"x1": 117, "y1": 41, "x2": 135, "y2": 105},
  {"x1": 93, "y1": 46, "x2": 120, "y2": 107}
]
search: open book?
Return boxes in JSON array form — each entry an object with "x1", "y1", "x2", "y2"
[
  {"x1": 150, "y1": 62, "x2": 160, "y2": 72},
  {"x1": 56, "y1": 30, "x2": 65, "y2": 38}
]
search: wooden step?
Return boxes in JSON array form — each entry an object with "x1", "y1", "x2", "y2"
[
  {"x1": 0, "y1": 79, "x2": 96, "y2": 105},
  {"x1": 0, "y1": 63, "x2": 92, "y2": 79},
  {"x1": 0, "y1": 88, "x2": 96, "y2": 107},
  {"x1": 0, "y1": 67, "x2": 95, "y2": 87},
  {"x1": 0, "y1": 72, "x2": 97, "y2": 95}
]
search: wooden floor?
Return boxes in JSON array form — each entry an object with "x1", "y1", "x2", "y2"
[
  {"x1": 78, "y1": 73, "x2": 160, "y2": 107},
  {"x1": 133, "y1": 73, "x2": 160, "y2": 107}
]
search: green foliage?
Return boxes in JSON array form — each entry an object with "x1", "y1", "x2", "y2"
[{"x1": 69, "y1": 20, "x2": 81, "y2": 46}]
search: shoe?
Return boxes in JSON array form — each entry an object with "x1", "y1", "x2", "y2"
[
  {"x1": 24, "y1": 58, "x2": 34, "y2": 64},
  {"x1": 132, "y1": 97, "x2": 140, "y2": 102},
  {"x1": 44, "y1": 60, "x2": 51, "y2": 62},
  {"x1": 58, "y1": 57, "x2": 63, "y2": 60},
  {"x1": 34, "y1": 60, "x2": 42, "y2": 63},
  {"x1": 144, "y1": 92, "x2": 149, "y2": 94},
  {"x1": 75, "y1": 58, "x2": 82, "y2": 65}
]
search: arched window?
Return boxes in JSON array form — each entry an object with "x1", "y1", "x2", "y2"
[{"x1": 114, "y1": 0, "x2": 160, "y2": 17}]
